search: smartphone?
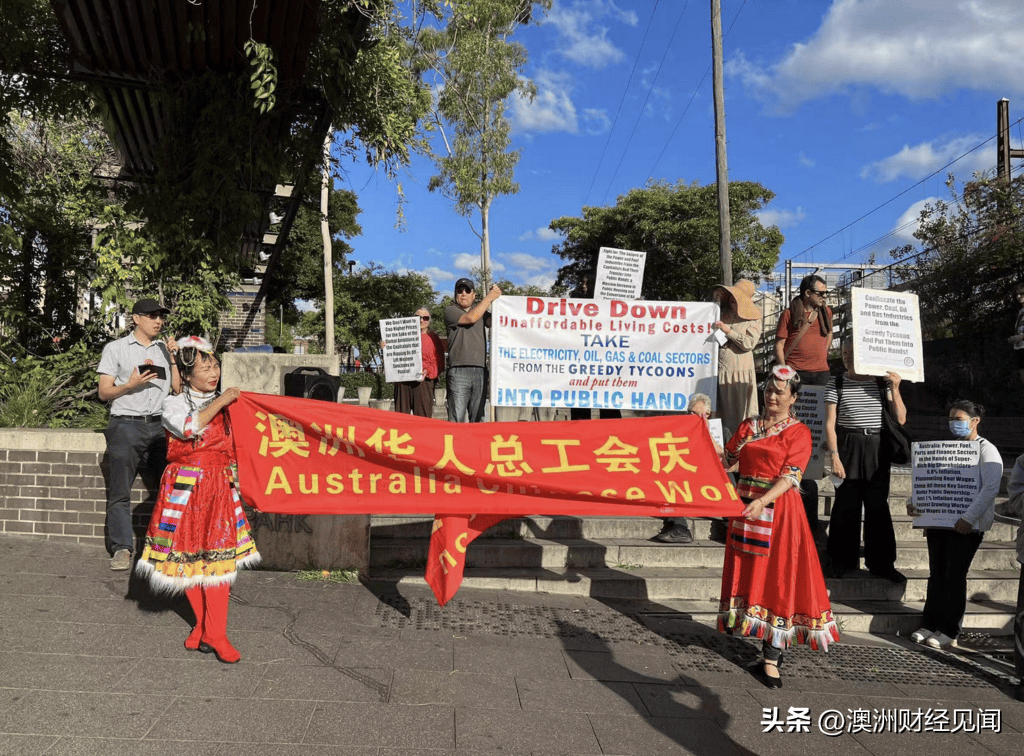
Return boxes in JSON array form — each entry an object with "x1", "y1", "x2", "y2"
[{"x1": 138, "y1": 364, "x2": 167, "y2": 380}]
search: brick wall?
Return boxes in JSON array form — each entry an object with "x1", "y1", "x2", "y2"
[
  {"x1": 0, "y1": 430, "x2": 158, "y2": 547},
  {"x1": 219, "y1": 287, "x2": 266, "y2": 350}
]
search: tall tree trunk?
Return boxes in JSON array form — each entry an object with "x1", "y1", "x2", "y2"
[{"x1": 322, "y1": 128, "x2": 335, "y2": 356}]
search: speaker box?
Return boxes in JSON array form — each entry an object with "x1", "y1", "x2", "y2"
[{"x1": 284, "y1": 367, "x2": 339, "y2": 402}]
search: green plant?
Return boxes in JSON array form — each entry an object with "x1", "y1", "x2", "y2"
[{"x1": 296, "y1": 568, "x2": 359, "y2": 583}]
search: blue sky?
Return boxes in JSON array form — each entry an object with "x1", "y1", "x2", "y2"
[{"x1": 333, "y1": 0, "x2": 1024, "y2": 299}]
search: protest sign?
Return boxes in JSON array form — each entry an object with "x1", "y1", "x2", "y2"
[
  {"x1": 851, "y1": 288, "x2": 924, "y2": 382},
  {"x1": 380, "y1": 317, "x2": 422, "y2": 383},
  {"x1": 594, "y1": 246, "x2": 646, "y2": 300},
  {"x1": 490, "y1": 296, "x2": 720, "y2": 412},
  {"x1": 792, "y1": 384, "x2": 827, "y2": 480},
  {"x1": 708, "y1": 418, "x2": 724, "y2": 449},
  {"x1": 911, "y1": 440, "x2": 980, "y2": 529}
]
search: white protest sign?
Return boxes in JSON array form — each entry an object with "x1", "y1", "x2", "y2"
[
  {"x1": 594, "y1": 247, "x2": 646, "y2": 300},
  {"x1": 380, "y1": 317, "x2": 422, "y2": 383},
  {"x1": 792, "y1": 384, "x2": 827, "y2": 481},
  {"x1": 708, "y1": 418, "x2": 725, "y2": 449},
  {"x1": 490, "y1": 296, "x2": 719, "y2": 411},
  {"x1": 851, "y1": 288, "x2": 924, "y2": 382},
  {"x1": 911, "y1": 440, "x2": 980, "y2": 529}
]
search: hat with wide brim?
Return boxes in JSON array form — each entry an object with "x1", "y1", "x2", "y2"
[{"x1": 712, "y1": 279, "x2": 761, "y2": 321}]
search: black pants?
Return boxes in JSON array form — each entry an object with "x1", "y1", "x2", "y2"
[
  {"x1": 1014, "y1": 568, "x2": 1024, "y2": 676},
  {"x1": 827, "y1": 429, "x2": 895, "y2": 572},
  {"x1": 922, "y1": 529, "x2": 983, "y2": 638},
  {"x1": 103, "y1": 416, "x2": 167, "y2": 555},
  {"x1": 395, "y1": 378, "x2": 435, "y2": 418}
]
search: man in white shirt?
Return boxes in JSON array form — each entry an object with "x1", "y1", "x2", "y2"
[{"x1": 97, "y1": 299, "x2": 180, "y2": 570}]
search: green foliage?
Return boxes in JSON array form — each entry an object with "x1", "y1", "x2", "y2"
[
  {"x1": 0, "y1": 333, "x2": 107, "y2": 429},
  {"x1": 0, "y1": 111, "x2": 110, "y2": 351},
  {"x1": 552, "y1": 180, "x2": 785, "y2": 301},
  {"x1": 244, "y1": 40, "x2": 278, "y2": 114},
  {"x1": 888, "y1": 173, "x2": 1024, "y2": 340}
]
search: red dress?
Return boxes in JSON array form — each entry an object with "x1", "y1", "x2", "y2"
[
  {"x1": 136, "y1": 410, "x2": 259, "y2": 592},
  {"x1": 718, "y1": 416, "x2": 839, "y2": 650}
]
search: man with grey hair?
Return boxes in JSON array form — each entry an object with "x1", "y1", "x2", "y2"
[{"x1": 653, "y1": 393, "x2": 717, "y2": 544}]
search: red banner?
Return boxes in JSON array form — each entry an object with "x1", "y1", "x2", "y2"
[{"x1": 230, "y1": 392, "x2": 740, "y2": 517}]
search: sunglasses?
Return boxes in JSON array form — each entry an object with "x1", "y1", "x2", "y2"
[
  {"x1": 139, "y1": 313, "x2": 166, "y2": 320},
  {"x1": 456, "y1": 287, "x2": 473, "y2": 294},
  {"x1": 419, "y1": 315, "x2": 431, "y2": 321}
]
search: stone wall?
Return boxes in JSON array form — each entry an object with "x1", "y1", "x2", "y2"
[{"x1": 0, "y1": 428, "x2": 368, "y2": 573}]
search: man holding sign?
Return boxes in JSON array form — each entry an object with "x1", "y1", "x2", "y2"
[{"x1": 445, "y1": 278, "x2": 501, "y2": 423}]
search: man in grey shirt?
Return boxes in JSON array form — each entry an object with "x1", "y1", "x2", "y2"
[
  {"x1": 444, "y1": 278, "x2": 501, "y2": 422},
  {"x1": 97, "y1": 298, "x2": 180, "y2": 570}
]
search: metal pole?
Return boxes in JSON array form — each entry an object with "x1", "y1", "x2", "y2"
[{"x1": 711, "y1": 0, "x2": 732, "y2": 286}]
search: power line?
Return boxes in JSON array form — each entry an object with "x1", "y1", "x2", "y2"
[
  {"x1": 599, "y1": 0, "x2": 690, "y2": 205},
  {"x1": 582, "y1": 0, "x2": 660, "y2": 207},
  {"x1": 645, "y1": 0, "x2": 748, "y2": 183},
  {"x1": 790, "y1": 117, "x2": 1024, "y2": 263}
]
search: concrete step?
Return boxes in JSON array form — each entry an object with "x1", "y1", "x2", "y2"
[
  {"x1": 371, "y1": 534, "x2": 1020, "y2": 572},
  {"x1": 371, "y1": 513, "x2": 1020, "y2": 543}
]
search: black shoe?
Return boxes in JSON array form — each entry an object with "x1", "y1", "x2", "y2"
[
  {"x1": 655, "y1": 522, "x2": 693, "y2": 544},
  {"x1": 870, "y1": 567, "x2": 907, "y2": 584},
  {"x1": 824, "y1": 563, "x2": 848, "y2": 579},
  {"x1": 748, "y1": 660, "x2": 782, "y2": 689}
]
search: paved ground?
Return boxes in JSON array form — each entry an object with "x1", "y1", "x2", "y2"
[{"x1": 1, "y1": 534, "x2": 1022, "y2": 756}]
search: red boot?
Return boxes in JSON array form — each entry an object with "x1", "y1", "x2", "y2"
[
  {"x1": 183, "y1": 586, "x2": 204, "y2": 650},
  {"x1": 198, "y1": 582, "x2": 240, "y2": 663}
]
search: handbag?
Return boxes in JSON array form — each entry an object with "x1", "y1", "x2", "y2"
[{"x1": 877, "y1": 379, "x2": 912, "y2": 465}]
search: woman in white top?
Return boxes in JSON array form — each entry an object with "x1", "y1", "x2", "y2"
[{"x1": 908, "y1": 400, "x2": 1003, "y2": 650}]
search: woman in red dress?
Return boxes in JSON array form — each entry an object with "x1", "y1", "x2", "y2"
[
  {"x1": 135, "y1": 337, "x2": 259, "y2": 663},
  {"x1": 719, "y1": 364, "x2": 838, "y2": 688}
]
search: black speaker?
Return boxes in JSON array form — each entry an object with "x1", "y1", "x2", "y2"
[{"x1": 284, "y1": 367, "x2": 339, "y2": 402}]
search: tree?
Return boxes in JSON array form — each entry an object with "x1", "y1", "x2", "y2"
[
  {"x1": 551, "y1": 180, "x2": 784, "y2": 302},
  {"x1": 417, "y1": 0, "x2": 548, "y2": 288},
  {"x1": 0, "y1": 111, "x2": 110, "y2": 352},
  {"x1": 300, "y1": 263, "x2": 437, "y2": 365},
  {"x1": 888, "y1": 173, "x2": 1024, "y2": 340}
]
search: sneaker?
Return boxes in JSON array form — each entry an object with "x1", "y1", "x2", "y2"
[
  {"x1": 909, "y1": 628, "x2": 933, "y2": 644},
  {"x1": 925, "y1": 631, "x2": 957, "y2": 650},
  {"x1": 655, "y1": 521, "x2": 694, "y2": 544},
  {"x1": 110, "y1": 549, "x2": 132, "y2": 571},
  {"x1": 870, "y1": 567, "x2": 907, "y2": 584}
]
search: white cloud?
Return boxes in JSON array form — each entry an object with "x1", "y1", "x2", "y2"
[
  {"x1": 798, "y1": 152, "x2": 815, "y2": 168},
  {"x1": 544, "y1": 0, "x2": 636, "y2": 69},
  {"x1": 581, "y1": 108, "x2": 611, "y2": 135},
  {"x1": 890, "y1": 197, "x2": 941, "y2": 244},
  {"x1": 518, "y1": 226, "x2": 562, "y2": 242},
  {"x1": 756, "y1": 206, "x2": 806, "y2": 229},
  {"x1": 503, "y1": 252, "x2": 551, "y2": 271},
  {"x1": 861, "y1": 134, "x2": 995, "y2": 183},
  {"x1": 421, "y1": 266, "x2": 456, "y2": 284},
  {"x1": 727, "y1": 0, "x2": 1024, "y2": 112},
  {"x1": 511, "y1": 70, "x2": 577, "y2": 133},
  {"x1": 452, "y1": 253, "x2": 505, "y2": 275},
  {"x1": 524, "y1": 272, "x2": 558, "y2": 290}
]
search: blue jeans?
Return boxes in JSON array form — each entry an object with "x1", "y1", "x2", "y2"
[
  {"x1": 446, "y1": 366, "x2": 487, "y2": 423},
  {"x1": 103, "y1": 416, "x2": 167, "y2": 554}
]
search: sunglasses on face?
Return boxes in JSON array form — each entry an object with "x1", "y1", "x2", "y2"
[
  {"x1": 140, "y1": 313, "x2": 165, "y2": 321},
  {"x1": 456, "y1": 287, "x2": 473, "y2": 295},
  {"x1": 419, "y1": 315, "x2": 431, "y2": 321}
]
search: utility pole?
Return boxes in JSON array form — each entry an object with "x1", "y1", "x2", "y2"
[
  {"x1": 997, "y1": 99, "x2": 1024, "y2": 181},
  {"x1": 321, "y1": 128, "x2": 335, "y2": 356},
  {"x1": 711, "y1": 0, "x2": 732, "y2": 286}
]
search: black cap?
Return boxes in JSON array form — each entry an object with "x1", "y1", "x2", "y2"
[
  {"x1": 131, "y1": 298, "x2": 171, "y2": 315},
  {"x1": 454, "y1": 277, "x2": 475, "y2": 293}
]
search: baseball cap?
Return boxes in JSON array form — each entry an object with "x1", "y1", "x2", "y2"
[
  {"x1": 454, "y1": 278, "x2": 475, "y2": 293},
  {"x1": 131, "y1": 298, "x2": 171, "y2": 315}
]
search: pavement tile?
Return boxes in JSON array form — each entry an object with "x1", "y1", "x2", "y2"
[
  {"x1": 332, "y1": 634, "x2": 453, "y2": 671},
  {"x1": 980, "y1": 696, "x2": 1024, "y2": 732},
  {"x1": 302, "y1": 702, "x2": 384, "y2": 746},
  {"x1": 145, "y1": 696, "x2": 315, "y2": 743},
  {"x1": 42, "y1": 738, "x2": 222, "y2": 755},
  {"x1": 0, "y1": 652, "x2": 140, "y2": 693},
  {"x1": 851, "y1": 729, "x2": 999, "y2": 755},
  {"x1": 453, "y1": 644, "x2": 568, "y2": 678},
  {"x1": 116, "y1": 655, "x2": 269, "y2": 697},
  {"x1": 253, "y1": 663, "x2": 392, "y2": 703},
  {"x1": 0, "y1": 593, "x2": 173, "y2": 627},
  {"x1": 968, "y1": 730, "x2": 1024, "y2": 755},
  {"x1": 454, "y1": 706, "x2": 600, "y2": 754},
  {"x1": 588, "y1": 711, "x2": 749, "y2": 755},
  {"x1": 390, "y1": 669, "x2": 520, "y2": 710},
  {"x1": 0, "y1": 573, "x2": 122, "y2": 599},
  {"x1": 304, "y1": 702, "x2": 455, "y2": 749},
  {"x1": 633, "y1": 683, "x2": 759, "y2": 724},
  {"x1": 892, "y1": 682, "x2": 1012, "y2": 701},
  {"x1": 0, "y1": 691, "x2": 173, "y2": 738},
  {"x1": 0, "y1": 734, "x2": 58, "y2": 756},
  {"x1": 215, "y1": 744, "x2": 377, "y2": 756},
  {"x1": 670, "y1": 669, "x2": 770, "y2": 690},
  {"x1": 515, "y1": 677, "x2": 647, "y2": 716},
  {"x1": 785, "y1": 676, "x2": 908, "y2": 698},
  {"x1": 563, "y1": 648, "x2": 683, "y2": 683}
]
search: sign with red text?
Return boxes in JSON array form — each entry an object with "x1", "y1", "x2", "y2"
[
  {"x1": 490, "y1": 296, "x2": 720, "y2": 412},
  {"x1": 851, "y1": 288, "x2": 924, "y2": 382},
  {"x1": 911, "y1": 440, "x2": 980, "y2": 529},
  {"x1": 594, "y1": 246, "x2": 646, "y2": 300},
  {"x1": 228, "y1": 392, "x2": 740, "y2": 520}
]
